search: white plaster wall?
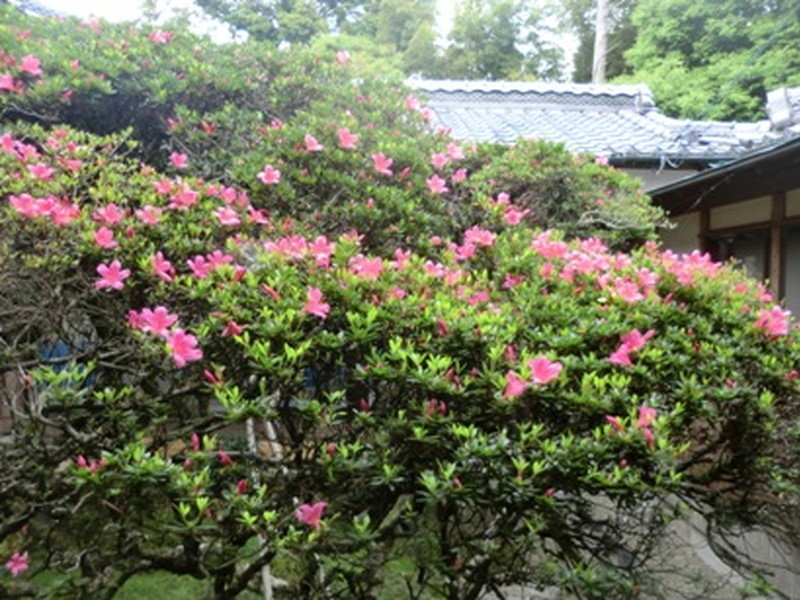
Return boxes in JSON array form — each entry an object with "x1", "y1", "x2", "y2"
[
  {"x1": 660, "y1": 211, "x2": 701, "y2": 254},
  {"x1": 710, "y1": 196, "x2": 771, "y2": 229}
]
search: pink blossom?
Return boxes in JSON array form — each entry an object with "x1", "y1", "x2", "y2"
[
  {"x1": 426, "y1": 174, "x2": 448, "y2": 194},
  {"x1": 50, "y1": 200, "x2": 80, "y2": 226},
  {"x1": 166, "y1": 329, "x2": 203, "y2": 367},
  {"x1": 595, "y1": 155, "x2": 610, "y2": 166},
  {"x1": 93, "y1": 226, "x2": 118, "y2": 249},
  {"x1": 303, "y1": 287, "x2": 330, "y2": 319},
  {"x1": 296, "y1": 501, "x2": 327, "y2": 529},
  {"x1": 153, "y1": 179, "x2": 173, "y2": 194},
  {"x1": 405, "y1": 94, "x2": 421, "y2": 111},
  {"x1": 611, "y1": 277, "x2": 644, "y2": 304},
  {"x1": 5, "y1": 552, "x2": 29, "y2": 578},
  {"x1": 136, "y1": 205, "x2": 163, "y2": 225},
  {"x1": 169, "y1": 185, "x2": 198, "y2": 210},
  {"x1": 20, "y1": 54, "x2": 43, "y2": 76},
  {"x1": 148, "y1": 29, "x2": 173, "y2": 43},
  {"x1": 27, "y1": 162, "x2": 54, "y2": 180},
  {"x1": 464, "y1": 226, "x2": 496, "y2": 247},
  {"x1": 755, "y1": 306, "x2": 791, "y2": 337},
  {"x1": 504, "y1": 206, "x2": 529, "y2": 225},
  {"x1": 452, "y1": 168, "x2": 467, "y2": 183},
  {"x1": 371, "y1": 152, "x2": 393, "y2": 176},
  {"x1": 151, "y1": 252, "x2": 175, "y2": 282},
  {"x1": 392, "y1": 248, "x2": 411, "y2": 270},
  {"x1": 216, "y1": 450, "x2": 234, "y2": 466},
  {"x1": 304, "y1": 134, "x2": 324, "y2": 152},
  {"x1": 257, "y1": 164, "x2": 281, "y2": 185},
  {"x1": 9, "y1": 193, "x2": 39, "y2": 218},
  {"x1": 93, "y1": 203, "x2": 125, "y2": 226},
  {"x1": 309, "y1": 235, "x2": 335, "y2": 268},
  {"x1": 170, "y1": 152, "x2": 188, "y2": 169},
  {"x1": 222, "y1": 320, "x2": 243, "y2": 337},
  {"x1": 248, "y1": 207, "x2": 270, "y2": 225},
  {"x1": 95, "y1": 260, "x2": 130, "y2": 290},
  {"x1": 607, "y1": 344, "x2": 632, "y2": 367},
  {"x1": 214, "y1": 206, "x2": 241, "y2": 227},
  {"x1": 636, "y1": 405, "x2": 657, "y2": 429},
  {"x1": 504, "y1": 371, "x2": 526, "y2": 398},
  {"x1": 337, "y1": 128, "x2": 358, "y2": 149},
  {"x1": 187, "y1": 255, "x2": 211, "y2": 279},
  {"x1": 139, "y1": 306, "x2": 179, "y2": 337},
  {"x1": 350, "y1": 255, "x2": 384, "y2": 280},
  {"x1": 430, "y1": 153, "x2": 450, "y2": 169},
  {"x1": 605, "y1": 415, "x2": 625, "y2": 433},
  {"x1": 620, "y1": 329, "x2": 655, "y2": 352},
  {"x1": 335, "y1": 50, "x2": 350, "y2": 65},
  {"x1": 0, "y1": 73, "x2": 17, "y2": 92},
  {"x1": 206, "y1": 250, "x2": 234, "y2": 270},
  {"x1": 446, "y1": 142, "x2": 465, "y2": 160},
  {"x1": 528, "y1": 356, "x2": 563, "y2": 385}
]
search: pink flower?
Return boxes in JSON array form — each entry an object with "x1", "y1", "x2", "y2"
[
  {"x1": 95, "y1": 260, "x2": 130, "y2": 290},
  {"x1": 636, "y1": 405, "x2": 657, "y2": 429},
  {"x1": 27, "y1": 162, "x2": 54, "y2": 180},
  {"x1": 187, "y1": 255, "x2": 211, "y2": 279},
  {"x1": 463, "y1": 226, "x2": 495, "y2": 247},
  {"x1": 214, "y1": 206, "x2": 241, "y2": 227},
  {"x1": 595, "y1": 155, "x2": 610, "y2": 166},
  {"x1": 446, "y1": 142, "x2": 465, "y2": 160},
  {"x1": 206, "y1": 249, "x2": 234, "y2": 270},
  {"x1": 528, "y1": 356, "x2": 563, "y2": 385},
  {"x1": 304, "y1": 134, "x2": 324, "y2": 152},
  {"x1": 452, "y1": 168, "x2": 467, "y2": 183},
  {"x1": 169, "y1": 185, "x2": 198, "y2": 210},
  {"x1": 309, "y1": 235, "x2": 335, "y2": 268},
  {"x1": 148, "y1": 29, "x2": 173, "y2": 43},
  {"x1": 151, "y1": 251, "x2": 175, "y2": 282},
  {"x1": 166, "y1": 329, "x2": 203, "y2": 367},
  {"x1": 93, "y1": 203, "x2": 125, "y2": 226},
  {"x1": 303, "y1": 287, "x2": 330, "y2": 319},
  {"x1": 295, "y1": 501, "x2": 327, "y2": 529},
  {"x1": 20, "y1": 54, "x2": 43, "y2": 76},
  {"x1": 218, "y1": 450, "x2": 235, "y2": 466},
  {"x1": 605, "y1": 415, "x2": 625, "y2": 433},
  {"x1": 337, "y1": 128, "x2": 358, "y2": 149},
  {"x1": 153, "y1": 179, "x2": 173, "y2": 194},
  {"x1": 222, "y1": 320, "x2": 243, "y2": 337},
  {"x1": 5, "y1": 552, "x2": 29, "y2": 578},
  {"x1": 430, "y1": 153, "x2": 450, "y2": 169},
  {"x1": 755, "y1": 306, "x2": 790, "y2": 337},
  {"x1": 136, "y1": 205, "x2": 163, "y2": 225},
  {"x1": 9, "y1": 194, "x2": 39, "y2": 218},
  {"x1": 0, "y1": 73, "x2": 17, "y2": 92},
  {"x1": 426, "y1": 174, "x2": 448, "y2": 194},
  {"x1": 93, "y1": 226, "x2": 118, "y2": 249},
  {"x1": 503, "y1": 371, "x2": 526, "y2": 398},
  {"x1": 620, "y1": 329, "x2": 655, "y2": 352},
  {"x1": 139, "y1": 306, "x2": 179, "y2": 337},
  {"x1": 371, "y1": 152, "x2": 393, "y2": 176},
  {"x1": 236, "y1": 478, "x2": 248, "y2": 495},
  {"x1": 335, "y1": 50, "x2": 350, "y2": 65},
  {"x1": 504, "y1": 206, "x2": 529, "y2": 225},
  {"x1": 257, "y1": 164, "x2": 281, "y2": 185},
  {"x1": 607, "y1": 344, "x2": 632, "y2": 367},
  {"x1": 170, "y1": 152, "x2": 188, "y2": 169},
  {"x1": 350, "y1": 255, "x2": 384, "y2": 280},
  {"x1": 405, "y1": 94, "x2": 421, "y2": 111}
]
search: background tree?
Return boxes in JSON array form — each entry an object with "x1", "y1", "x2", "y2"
[
  {"x1": 438, "y1": 0, "x2": 564, "y2": 80},
  {"x1": 561, "y1": 0, "x2": 637, "y2": 83},
  {"x1": 621, "y1": 0, "x2": 800, "y2": 120}
]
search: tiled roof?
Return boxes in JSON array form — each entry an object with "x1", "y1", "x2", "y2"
[
  {"x1": 412, "y1": 80, "x2": 777, "y2": 164},
  {"x1": 8, "y1": 0, "x2": 65, "y2": 18}
]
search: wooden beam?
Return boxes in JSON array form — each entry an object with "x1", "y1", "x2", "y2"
[{"x1": 770, "y1": 191, "x2": 786, "y2": 298}]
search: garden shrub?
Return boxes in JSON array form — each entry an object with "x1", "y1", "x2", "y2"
[{"x1": 1, "y1": 5, "x2": 798, "y2": 600}]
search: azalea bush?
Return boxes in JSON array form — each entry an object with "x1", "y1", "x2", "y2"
[
  {"x1": 0, "y1": 3, "x2": 665, "y2": 253},
  {"x1": 1, "y1": 119, "x2": 799, "y2": 599},
  {"x1": 2, "y1": 5, "x2": 800, "y2": 600}
]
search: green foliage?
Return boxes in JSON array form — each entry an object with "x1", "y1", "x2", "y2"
[
  {"x1": 622, "y1": 0, "x2": 800, "y2": 119},
  {"x1": 1, "y1": 5, "x2": 797, "y2": 600}
]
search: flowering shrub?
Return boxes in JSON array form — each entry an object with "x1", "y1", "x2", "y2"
[{"x1": 1, "y1": 5, "x2": 799, "y2": 600}]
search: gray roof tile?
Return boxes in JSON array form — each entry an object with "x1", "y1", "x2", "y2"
[{"x1": 412, "y1": 79, "x2": 777, "y2": 163}]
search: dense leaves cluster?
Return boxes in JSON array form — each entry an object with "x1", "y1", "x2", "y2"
[{"x1": 1, "y1": 5, "x2": 799, "y2": 600}]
